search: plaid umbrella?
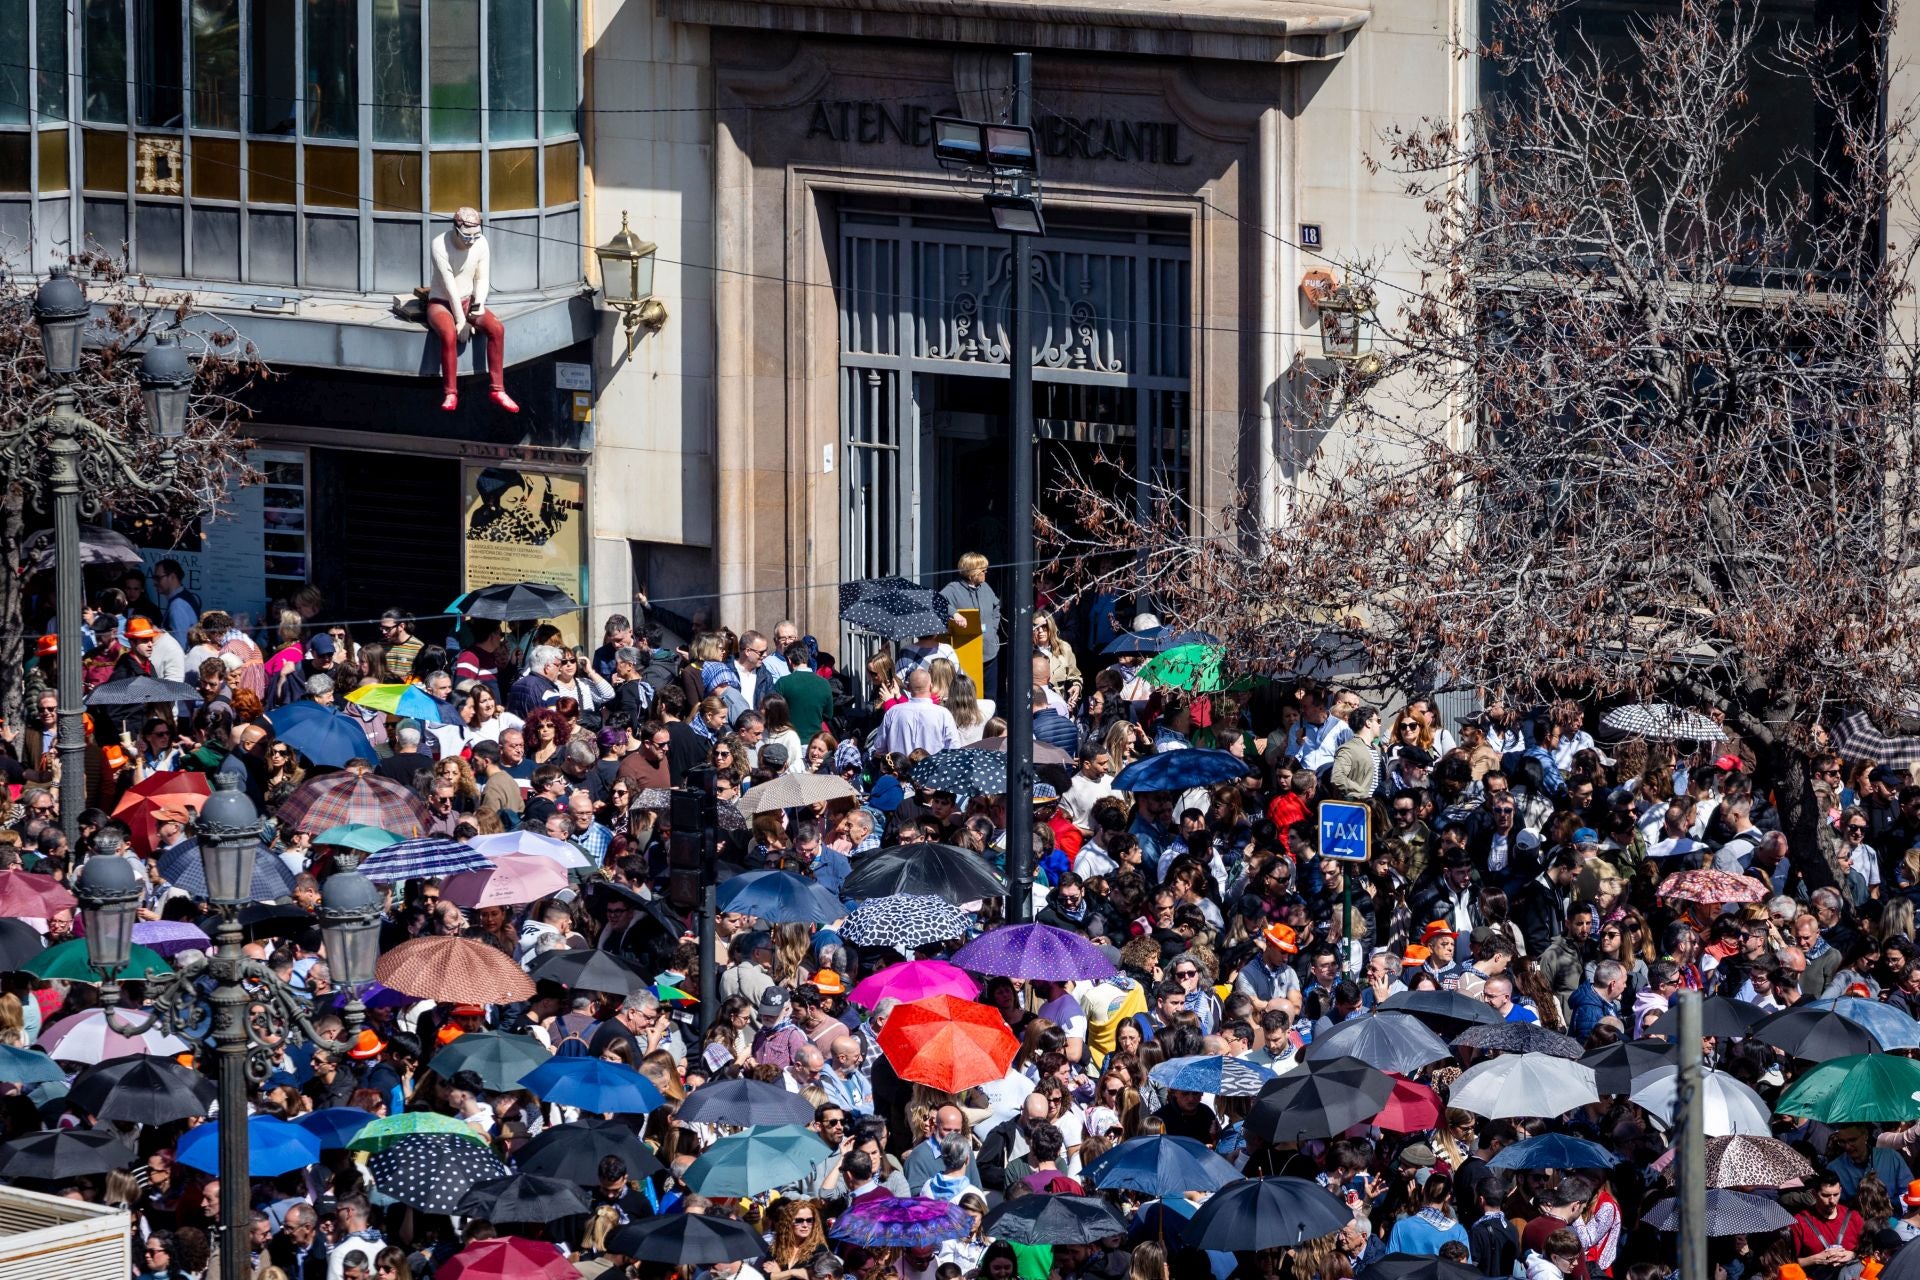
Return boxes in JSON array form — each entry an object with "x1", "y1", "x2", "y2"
[
  {"x1": 951, "y1": 923, "x2": 1116, "y2": 981},
  {"x1": 376, "y1": 936, "x2": 538, "y2": 1005},
  {"x1": 1642, "y1": 1190, "x2": 1795, "y2": 1235},
  {"x1": 1450, "y1": 1022, "x2": 1584, "y2": 1059},
  {"x1": 832, "y1": 1196, "x2": 972, "y2": 1248},
  {"x1": 1830, "y1": 710, "x2": 1920, "y2": 770},
  {"x1": 736, "y1": 772, "x2": 858, "y2": 815},
  {"x1": 1304, "y1": 1013, "x2": 1453, "y2": 1075},
  {"x1": 840, "y1": 843, "x2": 1007, "y2": 904},
  {"x1": 86, "y1": 675, "x2": 201, "y2": 706},
  {"x1": 843, "y1": 591, "x2": 951, "y2": 640},
  {"x1": 839, "y1": 895, "x2": 969, "y2": 952},
  {"x1": 369, "y1": 1134, "x2": 510, "y2": 1213},
  {"x1": 451, "y1": 582, "x2": 580, "y2": 622},
  {"x1": 360, "y1": 836, "x2": 492, "y2": 882},
  {"x1": 157, "y1": 839, "x2": 297, "y2": 902},
  {"x1": 1657, "y1": 868, "x2": 1768, "y2": 904},
  {"x1": 112, "y1": 770, "x2": 212, "y2": 855},
  {"x1": 910, "y1": 748, "x2": 1008, "y2": 798},
  {"x1": 1598, "y1": 703, "x2": 1727, "y2": 742},
  {"x1": 276, "y1": 772, "x2": 432, "y2": 839}
]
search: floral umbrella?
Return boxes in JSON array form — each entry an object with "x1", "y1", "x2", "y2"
[{"x1": 1657, "y1": 868, "x2": 1769, "y2": 904}]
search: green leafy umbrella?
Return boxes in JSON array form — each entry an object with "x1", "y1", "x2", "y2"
[
  {"x1": 24, "y1": 939, "x2": 172, "y2": 982},
  {"x1": 347, "y1": 1110, "x2": 491, "y2": 1154},
  {"x1": 1775, "y1": 1053, "x2": 1920, "y2": 1124},
  {"x1": 1134, "y1": 644, "x2": 1228, "y2": 692},
  {"x1": 312, "y1": 824, "x2": 404, "y2": 854}
]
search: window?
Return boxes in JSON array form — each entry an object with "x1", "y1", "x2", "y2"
[
  {"x1": 489, "y1": 0, "x2": 537, "y2": 141},
  {"x1": 191, "y1": 0, "x2": 239, "y2": 130},
  {"x1": 372, "y1": 0, "x2": 423, "y2": 142},
  {"x1": 430, "y1": 0, "x2": 480, "y2": 142},
  {"x1": 541, "y1": 0, "x2": 576, "y2": 136},
  {"x1": 0, "y1": 0, "x2": 28, "y2": 125},
  {"x1": 249, "y1": 0, "x2": 296, "y2": 133},
  {"x1": 305, "y1": 0, "x2": 358, "y2": 138},
  {"x1": 36, "y1": 0, "x2": 67, "y2": 122},
  {"x1": 83, "y1": 0, "x2": 126, "y2": 123},
  {"x1": 135, "y1": 0, "x2": 184, "y2": 127}
]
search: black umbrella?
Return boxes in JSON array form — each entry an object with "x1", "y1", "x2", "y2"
[
  {"x1": 1646, "y1": 995, "x2": 1767, "y2": 1041},
  {"x1": 455, "y1": 582, "x2": 580, "y2": 623},
  {"x1": 1579, "y1": 1040, "x2": 1678, "y2": 1094},
  {"x1": 1376, "y1": 989, "x2": 1504, "y2": 1035},
  {"x1": 527, "y1": 948, "x2": 650, "y2": 995},
  {"x1": 1247, "y1": 1055, "x2": 1394, "y2": 1144},
  {"x1": 0, "y1": 918, "x2": 46, "y2": 971},
  {"x1": 1304, "y1": 1013, "x2": 1453, "y2": 1075},
  {"x1": 1363, "y1": 1255, "x2": 1484, "y2": 1280},
  {"x1": 1185, "y1": 1177, "x2": 1354, "y2": 1251},
  {"x1": 980, "y1": 1194, "x2": 1130, "y2": 1245},
  {"x1": 843, "y1": 590, "x2": 951, "y2": 641},
  {"x1": 68, "y1": 1054, "x2": 215, "y2": 1124},
  {"x1": 456, "y1": 1172, "x2": 590, "y2": 1222},
  {"x1": 676, "y1": 1077, "x2": 817, "y2": 1128},
  {"x1": 1749, "y1": 1006, "x2": 1883, "y2": 1062},
  {"x1": 85, "y1": 676, "x2": 203, "y2": 707},
  {"x1": 1450, "y1": 1021, "x2": 1585, "y2": 1059},
  {"x1": 366, "y1": 1134, "x2": 509, "y2": 1214},
  {"x1": 841, "y1": 842, "x2": 1008, "y2": 904},
  {"x1": 908, "y1": 749, "x2": 1009, "y2": 799},
  {"x1": 607, "y1": 1213, "x2": 768, "y2": 1265},
  {"x1": 516, "y1": 1119, "x2": 664, "y2": 1184},
  {"x1": 22, "y1": 524, "x2": 142, "y2": 574},
  {"x1": 238, "y1": 902, "x2": 315, "y2": 941},
  {"x1": 0, "y1": 1128, "x2": 134, "y2": 1181}
]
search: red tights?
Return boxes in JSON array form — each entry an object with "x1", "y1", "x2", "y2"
[{"x1": 425, "y1": 297, "x2": 506, "y2": 394}]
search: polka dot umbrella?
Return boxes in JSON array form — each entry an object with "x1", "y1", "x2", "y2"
[{"x1": 368, "y1": 1133, "x2": 509, "y2": 1214}]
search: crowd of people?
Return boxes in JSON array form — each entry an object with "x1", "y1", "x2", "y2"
[{"x1": 3, "y1": 559, "x2": 1920, "y2": 1280}]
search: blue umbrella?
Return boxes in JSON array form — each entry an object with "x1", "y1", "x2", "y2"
[
  {"x1": 518, "y1": 1057, "x2": 666, "y2": 1114},
  {"x1": 1128, "y1": 1195, "x2": 1198, "y2": 1247},
  {"x1": 158, "y1": 839, "x2": 298, "y2": 902},
  {"x1": 177, "y1": 1114, "x2": 321, "y2": 1177},
  {"x1": 1803, "y1": 997, "x2": 1920, "y2": 1050},
  {"x1": 296, "y1": 1108, "x2": 378, "y2": 1151},
  {"x1": 1083, "y1": 1135, "x2": 1241, "y2": 1195},
  {"x1": 717, "y1": 870, "x2": 847, "y2": 924},
  {"x1": 684, "y1": 1124, "x2": 834, "y2": 1197},
  {"x1": 1147, "y1": 1054, "x2": 1277, "y2": 1097},
  {"x1": 0, "y1": 1043, "x2": 64, "y2": 1086},
  {"x1": 1112, "y1": 748, "x2": 1255, "y2": 793},
  {"x1": 1100, "y1": 627, "x2": 1218, "y2": 656},
  {"x1": 266, "y1": 702, "x2": 377, "y2": 768},
  {"x1": 1488, "y1": 1132, "x2": 1620, "y2": 1171}
]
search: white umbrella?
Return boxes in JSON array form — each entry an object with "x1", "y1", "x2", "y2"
[
  {"x1": 1599, "y1": 703, "x2": 1727, "y2": 742},
  {"x1": 467, "y1": 831, "x2": 592, "y2": 870},
  {"x1": 1630, "y1": 1067, "x2": 1772, "y2": 1137},
  {"x1": 1448, "y1": 1052, "x2": 1600, "y2": 1118},
  {"x1": 735, "y1": 772, "x2": 858, "y2": 815},
  {"x1": 36, "y1": 1009, "x2": 191, "y2": 1064}
]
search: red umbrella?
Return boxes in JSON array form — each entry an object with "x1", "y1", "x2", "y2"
[
  {"x1": 0, "y1": 870, "x2": 75, "y2": 917},
  {"x1": 439, "y1": 1238, "x2": 578, "y2": 1280},
  {"x1": 878, "y1": 994, "x2": 1020, "y2": 1092},
  {"x1": 1373, "y1": 1076, "x2": 1443, "y2": 1132},
  {"x1": 112, "y1": 770, "x2": 212, "y2": 855}
]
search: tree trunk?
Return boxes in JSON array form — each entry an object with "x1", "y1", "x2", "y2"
[
  {"x1": 1758, "y1": 737, "x2": 1835, "y2": 894},
  {"x1": 0, "y1": 486, "x2": 26, "y2": 732}
]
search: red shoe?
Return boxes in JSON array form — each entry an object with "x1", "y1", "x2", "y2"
[
  {"x1": 440, "y1": 392, "x2": 459, "y2": 411},
  {"x1": 489, "y1": 388, "x2": 520, "y2": 414}
]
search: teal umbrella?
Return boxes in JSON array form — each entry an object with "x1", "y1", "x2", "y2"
[
  {"x1": 425, "y1": 1031, "x2": 553, "y2": 1092},
  {"x1": 24, "y1": 938, "x2": 172, "y2": 982},
  {"x1": 0, "y1": 1044, "x2": 63, "y2": 1085},
  {"x1": 313, "y1": 824, "x2": 404, "y2": 854},
  {"x1": 683, "y1": 1124, "x2": 834, "y2": 1197}
]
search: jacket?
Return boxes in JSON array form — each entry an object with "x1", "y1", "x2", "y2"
[
  {"x1": 269, "y1": 1235, "x2": 329, "y2": 1280},
  {"x1": 1567, "y1": 982, "x2": 1618, "y2": 1043},
  {"x1": 1511, "y1": 873, "x2": 1569, "y2": 957},
  {"x1": 1330, "y1": 736, "x2": 1379, "y2": 802},
  {"x1": 1536, "y1": 933, "x2": 1587, "y2": 1007}
]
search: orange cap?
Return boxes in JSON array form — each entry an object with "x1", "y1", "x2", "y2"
[
  {"x1": 1402, "y1": 945, "x2": 1432, "y2": 967},
  {"x1": 1263, "y1": 923, "x2": 1299, "y2": 955},
  {"x1": 346, "y1": 1029, "x2": 386, "y2": 1061},
  {"x1": 810, "y1": 969, "x2": 847, "y2": 996},
  {"x1": 1421, "y1": 920, "x2": 1452, "y2": 942},
  {"x1": 35, "y1": 634, "x2": 57, "y2": 657},
  {"x1": 1903, "y1": 1180, "x2": 1920, "y2": 1207}
]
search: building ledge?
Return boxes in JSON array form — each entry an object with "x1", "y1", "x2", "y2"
[{"x1": 663, "y1": 0, "x2": 1367, "y2": 62}]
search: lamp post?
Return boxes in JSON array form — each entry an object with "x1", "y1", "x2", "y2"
[
  {"x1": 16, "y1": 267, "x2": 192, "y2": 844},
  {"x1": 74, "y1": 776, "x2": 380, "y2": 1280},
  {"x1": 595, "y1": 212, "x2": 668, "y2": 354}
]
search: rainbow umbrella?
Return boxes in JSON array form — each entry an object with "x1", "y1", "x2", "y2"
[{"x1": 345, "y1": 682, "x2": 449, "y2": 722}]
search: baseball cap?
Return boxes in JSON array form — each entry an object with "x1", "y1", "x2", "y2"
[
  {"x1": 308, "y1": 634, "x2": 337, "y2": 656},
  {"x1": 34, "y1": 634, "x2": 56, "y2": 657},
  {"x1": 1872, "y1": 766, "x2": 1907, "y2": 787},
  {"x1": 154, "y1": 805, "x2": 195, "y2": 823},
  {"x1": 346, "y1": 1029, "x2": 385, "y2": 1061},
  {"x1": 1262, "y1": 923, "x2": 1298, "y2": 954},
  {"x1": 759, "y1": 742, "x2": 790, "y2": 771},
  {"x1": 1572, "y1": 827, "x2": 1600, "y2": 846},
  {"x1": 1402, "y1": 945, "x2": 1431, "y2": 968},
  {"x1": 1713, "y1": 754, "x2": 1744, "y2": 773},
  {"x1": 758, "y1": 987, "x2": 791, "y2": 1019},
  {"x1": 1034, "y1": 783, "x2": 1059, "y2": 802}
]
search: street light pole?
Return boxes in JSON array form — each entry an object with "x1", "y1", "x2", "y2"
[
  {"x1": 48, "y1": 393, "x2": 87, "y2": 846},
  {"x1": 1001, "y1": 50, "x2": 1038, "y2": 925}
]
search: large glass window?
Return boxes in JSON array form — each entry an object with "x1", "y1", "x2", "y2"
[
  {"x1": 249, "y1": 0, "x2": 296, "y2": 133},
  {"x1": 372, "y1": 0, "x2": 423, "y2": 142},
  {"x1": 192, "y1": 0, "x2": 239, "y2": 129},
  {"x1": 488, "y1": 0, "x2": 536, "y2": 141},
  {"x1": 36, "y1": 0, "x2": 66, "y2": 122},
  {"x1": 306, "y1": 0, "x2": 358, "y2": 138},
  {"x1": 541, "y1": 0, "x2": 575, "y2": 137},
  {"x1": 135, "y1": 0, "x2": 183, "y2": 127},
  {"x1": 429, "y1": 0, "x2": 479, "y2": 142},
  {"x1": 0, "y1": 0, "x2": 28, "y2": 125},
  {"x1": 83, "y1": 0, "x2": 126, "y2": 123}
]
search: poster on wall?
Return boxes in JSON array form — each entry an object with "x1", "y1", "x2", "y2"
[
  {"x1": 461, "y1": 465, "x2": 589, "y2": 646},
  {"x1": 129, "y1": 447, "x2": 309, "y2": 631}
]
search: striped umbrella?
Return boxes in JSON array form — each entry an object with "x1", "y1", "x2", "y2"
[{"x1": 360, "y1": 836, "x2": 492, "y2": 882}]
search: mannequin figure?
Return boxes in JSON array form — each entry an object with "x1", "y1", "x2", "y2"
[{"x1": 427, "y1": 206, "x2": 518, "y2": 413}]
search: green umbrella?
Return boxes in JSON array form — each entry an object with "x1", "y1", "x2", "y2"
[
  {"x1": 683, "y1": 1123, "x2": 834, "y2": 1197},
  {"x1": 24, "y1": 938, "x2": 172, "y2": 982},
  {"x1": 347, "y1": 1110, "x2": 490, "y2": 1153},
  {"x1": 313, "y1": 824, "x2": 403, "y2": 854},
  {"x1": 1775, "y1": 1053, "x2": 1920, "y2": 1124},
  {"x1": 425, "y1": 1030, "x2": 553, "y2": 1092},
  {"x1": 1134, "y1": 643, "x2": 1227, "y2": 692}
]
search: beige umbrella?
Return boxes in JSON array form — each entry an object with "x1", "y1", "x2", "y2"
[
  {"x1": 735, "y1": 772, "x2": 858, "y2": 815},
  {"x1": 964, "y1": 736, "x2": 1074, "y2": 766}
]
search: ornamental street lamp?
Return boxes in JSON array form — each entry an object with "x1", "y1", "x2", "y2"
[
  {"x1": 74, "y1": 776, "x2": 381, "y2": 1280},
  {"x1": 595, "y1": 211, "x2": 668, "y2": 354}
]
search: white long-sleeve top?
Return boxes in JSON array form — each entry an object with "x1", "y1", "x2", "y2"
[{"x1": 430, "y1": 229, "x2": 490, "y2": 311}]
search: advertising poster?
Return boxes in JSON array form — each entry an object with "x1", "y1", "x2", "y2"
[{"x1": 461, "y1": 465, "x2": 589, "y2": 646}]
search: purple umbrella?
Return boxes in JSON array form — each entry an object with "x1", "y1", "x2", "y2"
[
  {"x1": 951, "y1": 924, "x2": 1118, "y2": 981},
  {"x1": 830, "y1": 1195, "x2": 972, "y2": 1247},
  {"x1": 331, "y1": 982, "x2": 415, "y2": 1011},
  {"x1": 131, "y1": 920, "x2": 211, "y2": 958}
]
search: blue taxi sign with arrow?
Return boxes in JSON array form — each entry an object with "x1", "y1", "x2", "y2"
[{"x1": 1319, "y1": 799, "x2": 1372, "y2": 862}]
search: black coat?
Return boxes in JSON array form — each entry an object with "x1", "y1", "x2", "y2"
[{"x1": 268, "y1": 1235, "x2": 329, "y2": 1280}]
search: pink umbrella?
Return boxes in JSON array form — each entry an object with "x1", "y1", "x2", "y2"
[
  {"x1": 37, "y1": 1009, "x2": 192, "y2": 1064},
  {"x1": 0, "y1": 870, "x2": 75, "y2": 917},
  {"x1": 849, "y1": 959, "x2": 979, "y2": 1009},
  {"x1": 442, "y1": 854, "x2": 569, "y2": 909}
]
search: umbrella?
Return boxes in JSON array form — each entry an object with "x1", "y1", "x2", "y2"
[
  {"x1": 442, "y1": 854, "x2": 570, "y2": 909},
  {"x1": 841, "y1": 843, "x2": 1007, "y2": 904},
  {"x1": 1646, "y1": 995, "x2": 1768, "y2": 1040},
  {"x1": 468, "y1": 830, "x2": 592, "y2": 870},
  {"x1": 295, "y1": 1108, "x2": 378, "y2": 1151},
  {"x1": 24, "y1": 938, "x2": 172, "y2": 983},
  {"x1": 832, "y1": 1196, "x2": 973, "y2": 1247},
  {"x1": 951, "y1": 923, "x2": 1117, "y2": 981},
  {"x1": 1750, "y1": 1006, "x2": 1884, "y2": 1061},
  {"x1": 1134, "y1": 643, "x2": 1230, "y2": 692},
  {"x1": 1361, "y1": 1256, "x2": 1484, "y2": 1280},
  {"x1": 1099, "y1": 626, "x2": 1217, "y2": 656},
  {"x1": 1376, "y1": 989, "x2": 1508, "y2": 1034},
  {"x1": 112, "y1": 770, "x2": 212, "y2": 855},
  {"x1": 369, "y1": 1133, "x2": 511, "y2": 1213},
  {"x1": 519, "y1": 1057, "x2": 666, "y2": 1113},
  {"x1": 1631, "y1": 1067, "x2": 1772, "y2": 1135},
  {"x1": 1487, "y1": 1133, "x2": 1620, "y2": 1170},
  {"x1": 528, "y1": 948, "x2": 650, "y2": 995},
  {"x1": 360, "y1": 836, "x2": 492, "y2": 882},
  {"x1": 683, "y1": 1124, "x2": 833, "y2": 1197},
  {"x1": 1450, "y1": 1021, "x2": 1584, "y2": 1059},
  {"x1": 345, "y1": 682, "x2": 450, "y2": 722},
  {"x1": 348, "y1": 1111, "x2": 491, "y2": 1153},
  {"x1": 981, "y1": 1193, "x2": 1130, "y2": 1245},
  {"x1": 1598, "y1": 703, "x2": 1728, "y2": 742},
  {"x1": 0, "y1": 918, "x2": 46, "y2": 970},
  {"x1": 330, "y1": 982, "x2": 414, "y2": 1012},
  {"x1": 606, "y1": 1214, "x2": 766, "y2": 1266},
  {"x1": 1642, "y1": 1190, "x2": 1796, "y2": 1235},
  {"x1": 1803, "y1": 997, "x2": 1920, "y2": 1050},
  {"x1": 1149, "y1": 1054, "x2": 1277, "y2": 1097},
  {"x1": 86, "y1": 675, "x2": 201, "y2": 706},
  {"x1": 312, "y1": 824, "x2": 404, "y2": 854},
  {"x1": 1450, "y1": 1053, "x2": 1599, "y2": 1119},
  {"x1": 1579, "y1": 1040, "x2": 1678, "y2": 1095},
  {"x1": 839, "y1": 575, "x2": 938, "y2": 613},
  {"x1": 843, "y1": 591, "x2": 951, "y2": 641},
  {"x1": 132, "y1": 921, "x2": 211, "y2": 958},
  {"x1": 735, "y1": 772, "x2": 858, "y2": 815},
  {"x1": 425, "y1": 1031, "x2": 554, "y2": 1091},
  {"x1": 1081, "y1": 1135, "x2": 1240, "y2": 1195},
  {"x1": 1700, "y1": 1134, "x2": 1817, "y2": 1188},
  {"x1": 267, "y1": 702, "x2": 378, "y2": 768},
  {"x1": 457, "y1": 1172, "x2": 590, "y2": 1222},
  {"x1": 840, "y1": 894, "x2": 969, "y2": 953},
  {"x1": 1184, "y1": 1177, "x2": 1353, "y2": 1251},
  {"x1": 1829, "y1": 710, "x2": 1920, "y2": 771},
  {"x1": 516, "y1": 1119, "x2": 664, "y2": 1183},
  {"x1": 440, "y1": 1238, "x2": 579, "y2": 1280},
  {"x1": 676, "y1": 1078, "x2": 818, "y2": 1128},
  {"x1": 0, "y1": 1044, "x2": 63, "y2": 1085},
  {"x1": 1246, "y1": 1055, "x2": 1394, "y2": 1143},
  {"x1": 157, "y1": 838, "x2": 297, "y2": 902},
  {"x1": 0, "y1": 1128, "x2": 134, "y2": 1180},
  {"x1": 238, "y1": 902, "x2": 314, "y2": 941},
  {"x1": 452, "y1": 582, "x2": 581, "y2": 623},
  {"x1": 22, "y1": 523, "x2": 142, "y2": 573},
  {"x1": 67, "y1": 1054, "x2": 214, "y2": 1124},
  {"x1": 879, "y1": 994, "x2": 1021, "y2": 1092},
  {"x1": 276, "y1": 771, "x2": 432, "y2": 840},
  {"x1": 716, "y1": 870, "x2": 848, "y2": 924},
  {"x1": 376, "y1": 936, "x2": 537, "y2": 1005},
  {"x1": 1305, "y1": 1013, "x2": 1453, "y2": 1075},
  {"x1": 177, "y1": 1115, "x2": 320, "y2": 1177},
  {"x1": 0, "y1": 870, "x2": 76, "y2": 918},
  {"x1": 909, "y1": 749, "x2": 1009, "y2": 798},
  {"x1": 962, "y1": 736, "x2": 1075, "y2": 766},
  {"x1": 848, "y1": 959, "x2": 980, "y2": 1008},
  {"x1": 1373, "y1": 1077, "x2": 1445, "y2": 1132},
  {"x1": 36, "y1": 1009, "x2": 190, "y2": 1063},
  {"x1": 1775, "y1": 1052, "x2": 1920, "y2": 1123},
  {"x1": 1656, "y1": 869, "x2": 1769, "y2": 905},
  {"x1": 1111, "y1": 748, "x2": 1254, "y2": 793}
]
